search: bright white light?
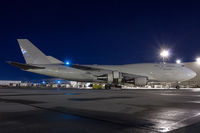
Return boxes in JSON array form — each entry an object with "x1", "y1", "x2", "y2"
[
  {"x1": 160, "y1": 50, "x2": 169, "y2": 58},
  {"x1": 176, "y1": 59, "x2": 181, "y2": 64},
  {"x1": 196, "y1": 57, "x2": 200, "y2": 64}
]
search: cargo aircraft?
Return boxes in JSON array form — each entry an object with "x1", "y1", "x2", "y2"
[{"x1": 8, "y1": 39, "x2": 196, "y2": 89}]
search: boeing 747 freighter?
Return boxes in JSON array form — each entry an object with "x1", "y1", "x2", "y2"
[{"x1": 8, "y1": 39, "x2": 196, "y2": 89}]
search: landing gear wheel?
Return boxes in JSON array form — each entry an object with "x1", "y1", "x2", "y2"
[
  {"x1": 105, "y1": 84, "x2": 111, "y2": 89},
  {"x1": 115, "y1": 85, "x2": 122, "y2": 89},
  {"x1": 176, "y1": 85, "x2": 180, "y2": 89}
]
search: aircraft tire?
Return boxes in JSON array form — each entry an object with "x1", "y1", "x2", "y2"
[
  {"x1": 105, "y1": 84, "x2": 111, "y2": 89},
  {"x1": 176, "y1": 85, "x2": 180, "y2": 89}
]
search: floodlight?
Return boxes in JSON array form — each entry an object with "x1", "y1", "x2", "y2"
[
  {"x1": 160, "y1": 50, "x2": 169, "y2": 58},
  {"x1": 160, "y1": 49, "x2": 170, "y2": 63},
  {"x1": 196, "y1": 57, "x2": 200, "y2": 64},
  {"x1": 176, "y1": 59, "x2": 181, "y2": 64}
]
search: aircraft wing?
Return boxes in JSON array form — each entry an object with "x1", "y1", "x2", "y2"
[
  {"x1": 71, "y1": 64, "x2": 102, "y2": 71},
  {"x1": 7, "y1": 61, "x2": 45, "y2": 70},
  {"x1": 71, "y1": 64, "x2": 148, "y2": 81}
]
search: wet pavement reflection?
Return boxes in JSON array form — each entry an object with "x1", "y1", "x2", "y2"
[{"x1": 1, "y1": 87, "x2": 200, "y2": 133}]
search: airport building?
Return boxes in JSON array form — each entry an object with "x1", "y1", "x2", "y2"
[{"x1": 0, "y1": 80, "x2": 21, "y2": 86}]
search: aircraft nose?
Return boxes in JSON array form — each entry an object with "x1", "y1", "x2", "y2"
[
  {"x1": 191, "y1": 70, "x2": 197, "y2": 78},
  {"x1": 185, "y1": 68, "x2": 196, "y2": 80}
]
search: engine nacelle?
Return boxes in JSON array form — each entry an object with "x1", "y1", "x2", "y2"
[
  {"x1": 98, "y1": 71, "x2": 123, "y2": 84},
  {"x1": 135, "y1": 77, "x2": 148, "y2": 86},
  {"x1": 107, "y1": 71, "x2": 122, "y2": 84}
]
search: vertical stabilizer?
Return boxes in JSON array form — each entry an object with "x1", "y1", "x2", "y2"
[{"x1": 17, "y1": 39, "x2": 51, "y2": 64}]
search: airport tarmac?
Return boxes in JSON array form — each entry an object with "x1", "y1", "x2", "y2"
[{"x1": 1, "y1": 87, "x2": 200, "y2": 133}]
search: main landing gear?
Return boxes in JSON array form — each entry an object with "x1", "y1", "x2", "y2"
[
  {"x1": 105, "y1": 84, "x2": 122, "y2": 89},
  {"x1": 105, "y1": 84, "x2": 111, "y2": 89}
]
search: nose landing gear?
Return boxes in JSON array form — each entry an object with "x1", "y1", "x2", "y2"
[
  {"x1": 175, "y1": 82, "x2": 180, "y2": 89},
  {"x1": 175, "y1": 85, "x2": 180, "y2": 89}
]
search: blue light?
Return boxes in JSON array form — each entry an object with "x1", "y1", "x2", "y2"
[
  {"x1": 57, "y1": 80, "x2": 61, "y2": 84},
  {"x1": 65, "y1": 60, "x2": 71, "y2": 66},
  {"x1": 42, "y1": 81, "x2": 46, "y2": 84}
]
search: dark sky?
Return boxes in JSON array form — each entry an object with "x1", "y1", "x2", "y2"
[{"x1": 1, "y1": 0, "x2": 200, "y2": 80}]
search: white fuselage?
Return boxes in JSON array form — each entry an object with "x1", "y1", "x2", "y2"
[
  {"x1": 27, "y1": 63, "x2": 196, "y2": 83},
  {"x1": 12, "y1": 39, "x2": 197, "y2": 85}
]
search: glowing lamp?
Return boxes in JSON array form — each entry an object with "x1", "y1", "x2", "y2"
[
  {"x1": 65, "y1": 60, "x2": 71, "y2": 66},
  {"x1": 160, "y1": 49, "x2": 170, "y2": 63},
  {"x1": 196, "y1": 57, "x2": 200, "y2": 64},
  {"x1": 160, "y1": 50, "x2": 169, "y2": 58},
  {"x1": 176, "y1": 59, "x2": 181, "y2": 64}
]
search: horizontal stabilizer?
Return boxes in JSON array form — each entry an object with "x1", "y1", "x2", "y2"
[{"x1": 7, "y1": 61, "x2": 45, "y2": 70}]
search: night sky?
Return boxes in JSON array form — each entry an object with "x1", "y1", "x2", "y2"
[{"x1": 1, "y1": 0, "x2": 200, "y2": 80}]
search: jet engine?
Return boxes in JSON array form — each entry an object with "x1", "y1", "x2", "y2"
[
  {"x1": 108, "y1": 71, "x2": 123, "y2": 84},
  {"x1": 97, "y1": 72, "x2": 148, "y2": 86},
  {"x1": 97, "y1": 71, "x2": 123, "y2": 84},
  {"x1": 134, "y1": 77, "x2": 148, "y2": 86}
]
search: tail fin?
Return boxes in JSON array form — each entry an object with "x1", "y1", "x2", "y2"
[{"x1": 17, "y1": 39, "x2": 51, "y2": 64}]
